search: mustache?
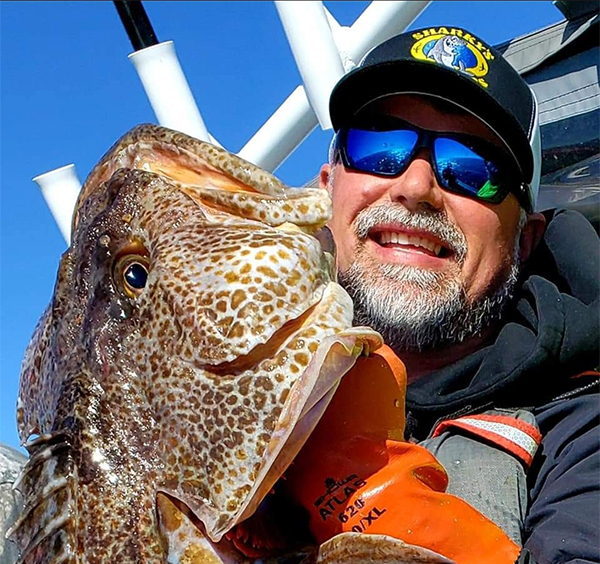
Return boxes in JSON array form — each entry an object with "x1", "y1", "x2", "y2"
[{"x1": 353, "y1": 204, "x2": 468, "y2": 262}]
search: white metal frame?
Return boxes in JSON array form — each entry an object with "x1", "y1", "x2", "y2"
[
  {"x1": 36, "y1": 1, "x2": 430, "y2": 243},
  {"x1": 239, "y1": 1, "x2": 431, "y2": 169}
]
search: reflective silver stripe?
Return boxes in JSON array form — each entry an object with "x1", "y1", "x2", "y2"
[{"x1": 458, "y1": 417, "x2": 539, "y2": 458}]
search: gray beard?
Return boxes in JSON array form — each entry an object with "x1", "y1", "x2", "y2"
[{"x1": 338, "y1": 205, "x2": 522, "y2": 353}]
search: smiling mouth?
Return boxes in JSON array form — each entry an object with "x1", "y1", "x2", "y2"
[{"x1": 369, "y1": 230, "x2": 451, "y2": 258}]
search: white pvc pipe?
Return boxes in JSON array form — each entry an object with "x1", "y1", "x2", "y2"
[
  {"x1": 342, "y1": 1, "x2": 431, "y2": 61},
  {"x1": 238, "y1": 86, "x2": 319, "y2": 172},
  {"x1": 239, "y1": 0, "x2": 431, "y2": 171},
  {"x1": 39, "y1": 2, "x2": 432, "y2": 237},
  {"x1": 275, "y1": 1, "x2": 345, "y2": 130},
  {"x1": 33, "y1": 164, "x2": 82, "y2": 244},
  {"x1": 36, "y1": 41, "x2": 221, "y2": 247},
  {"x1": 129, "y1": 41, "x2": 212, "y2": 143},
  {"x1": 323, "y1": 9, "x2": 356, "y2": 73}
]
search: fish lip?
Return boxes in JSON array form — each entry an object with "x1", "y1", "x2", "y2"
[{"x1": 366, "y1": 224, "x2": 453, "y2": 258}]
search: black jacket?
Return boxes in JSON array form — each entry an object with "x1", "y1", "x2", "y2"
[{"x1": 405, "y1": 209, "x2": 600, "y2": 564}]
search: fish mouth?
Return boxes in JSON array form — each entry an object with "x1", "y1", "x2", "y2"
[
  {"x1": 157, "y1": 489, "x2": 315, "y2": 560},
  {"x1": 79, "y1": 124, "x2": 287, "y2": 200},
  {"x1": 133, "y1": 143, "x2": 262, "y2": 195},
  {"x1": 73, "y1": 126, "x2": 278, "y2": 231},
  {"x1": 75, "y1": 125, "x2": 331, "y2": 234},
  {"x1": 87, "y1": 139, "x2": 266, "y2": 200},
  {"x1": 224, "y1": 482, "x2": 316, "y2": 558}
]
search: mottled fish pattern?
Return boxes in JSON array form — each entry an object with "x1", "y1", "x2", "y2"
[{"x1": 8, "y1": 125, "x2": 387, "y2": 563}]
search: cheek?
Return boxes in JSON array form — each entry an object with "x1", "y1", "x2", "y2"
[
  {"x1": 329, "y1": 170, "x2": 391, "y2": 226},
  {"x1": 328, "y1": 172, "x2": 386, "y2": 271},
  {"x1": 452, "y1": 200, "x2": 521, "y2": 297},
  {"x1": 328, "y1": 189, "x2": 357, "y2": 273}
]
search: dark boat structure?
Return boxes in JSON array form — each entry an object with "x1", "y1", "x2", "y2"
[{"x1": 497, "y1": 0, "x2": 599, "y2": 225}]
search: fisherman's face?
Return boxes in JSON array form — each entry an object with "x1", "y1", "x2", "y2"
[{"x1": 321, "y1": 94, "x2": 542, "y2": 353}]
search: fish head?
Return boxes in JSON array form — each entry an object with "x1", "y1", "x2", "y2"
[{"x1": 16, "y1": 125, "x2": 381, "y2": 559}]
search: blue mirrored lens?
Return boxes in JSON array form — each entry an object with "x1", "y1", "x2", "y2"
[
  {"x1": 345, "y1": 129, "x2": 419, "y2": 176},
  {"x1": 434, "y1": 138, "x2": 504, "y2": 202}
]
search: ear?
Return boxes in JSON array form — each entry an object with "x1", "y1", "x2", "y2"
[
  {"x1": 319, "y1": 163, "x2": 331, "y2": 193},
  {"x1": 519, "y1": 212, "x2": 546, "y2": 263}
]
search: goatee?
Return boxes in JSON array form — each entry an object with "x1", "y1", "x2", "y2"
[{"x1": 338, "y1": 204, "x2": 521, "y2": 353}]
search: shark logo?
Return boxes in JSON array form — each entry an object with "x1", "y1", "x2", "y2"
[
  {"x1": 427, "y1": 36, "x2": 468, "y2": 70},
  {"x1": 410, "y1": 27, "x2": 494, "y2": 87}
]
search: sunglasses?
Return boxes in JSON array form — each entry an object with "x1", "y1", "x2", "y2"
[{"x1": 334, "y1": 120, "x2": 531, "y2": 212}]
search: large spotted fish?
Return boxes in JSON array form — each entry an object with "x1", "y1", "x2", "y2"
[{"x1": 8, "y1": 125, "x2": 449, "y2": 564}]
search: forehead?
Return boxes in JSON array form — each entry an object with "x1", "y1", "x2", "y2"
[{"x1": 352, "y1": 94, "x2": 505, "y2": 150}]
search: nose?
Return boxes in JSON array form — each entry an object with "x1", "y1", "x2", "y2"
[{"x1": 388, "y1": 148, "x2": 444, "y2": 212}]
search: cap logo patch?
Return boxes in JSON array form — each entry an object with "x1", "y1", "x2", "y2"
[{"x1": 410, "y1": 28, "x2": 494, "y2": 88}]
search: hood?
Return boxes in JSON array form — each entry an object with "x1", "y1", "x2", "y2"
[{"x1": 405, "y1": 208, "x2": 599, "y2": 439}]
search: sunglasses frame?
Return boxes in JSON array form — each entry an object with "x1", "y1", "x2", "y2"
[{"x1": 334, "y1": 119, "x2": 532, "y2": 212}]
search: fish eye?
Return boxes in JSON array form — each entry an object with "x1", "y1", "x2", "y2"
[
  {"x1": 113, "y1": 253, "x2": 150, "y2": 299},
  {"x1": 124, "y1": 262, "x2": 148, "y2": 290}
]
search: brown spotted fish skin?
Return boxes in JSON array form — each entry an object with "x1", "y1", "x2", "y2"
[
  {"x1": 9, "y1": 125, "x2": 381, "y2": 563},
  {"x1": 307, "y1": 533, "x2": 454, "y2": 564}
]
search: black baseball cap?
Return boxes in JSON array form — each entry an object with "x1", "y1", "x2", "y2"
[{"x1": 330, "y1": 26, "x2": 540, "y2": 209}]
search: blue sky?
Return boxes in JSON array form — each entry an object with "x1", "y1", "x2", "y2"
[{"x1": 0, "y1": 1, "x2": 563, "y2": 451}]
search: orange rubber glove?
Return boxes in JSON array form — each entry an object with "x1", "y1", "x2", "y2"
[{"x1": 281, "y1": 346, "x2": 520, "y2": 564}]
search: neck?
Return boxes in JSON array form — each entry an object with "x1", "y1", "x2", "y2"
[{"x1": 396, "y1": 327, "x2": 497, "y2": 384}]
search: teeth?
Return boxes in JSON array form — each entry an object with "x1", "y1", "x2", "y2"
[{"x1": 378, "y1": 232, "x2": 443, "y2": 256}]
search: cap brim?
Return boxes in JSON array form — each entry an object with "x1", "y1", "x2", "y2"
[{"x1": 330, "y1": 60, "x2": 533, "y2": 183}]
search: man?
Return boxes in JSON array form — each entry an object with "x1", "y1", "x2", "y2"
[{"x1": 318, "y1": 26, "x2": 599, "y2": 564}]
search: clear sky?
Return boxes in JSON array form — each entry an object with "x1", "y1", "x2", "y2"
[{"x1": 0, "y1": 1, "x2": 563, "y2": 450}]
